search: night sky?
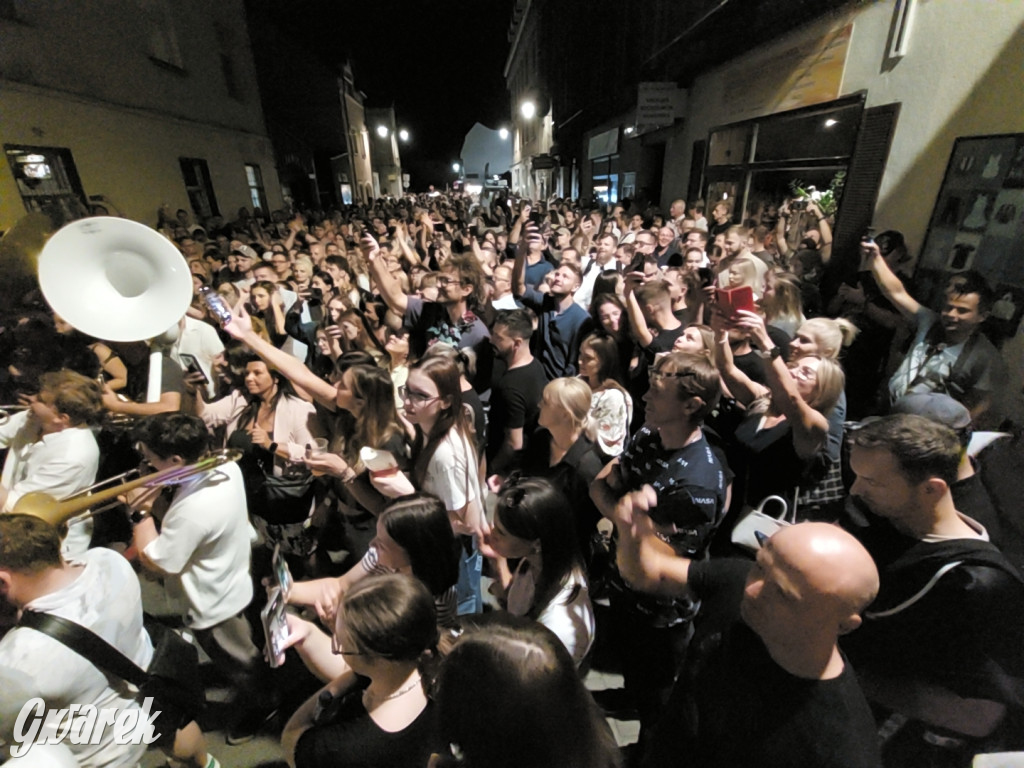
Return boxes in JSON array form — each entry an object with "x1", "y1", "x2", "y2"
[{"x1": 274, "y1": 0, "x2": 513, "y2": 189}]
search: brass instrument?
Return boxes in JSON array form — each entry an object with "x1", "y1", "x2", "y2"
[
  {"x1": 13, "y1": 449, "x2": 242, "y2": 526},
  {"x1": 0, "y1": 405, "x2": 31, "y2": 424}
]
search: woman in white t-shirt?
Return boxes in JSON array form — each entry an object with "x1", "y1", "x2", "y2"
[
  {"x1": 387, "y1": 355, "x2": 489, "y2": 615},
  {"x1": 486, "y1": 477, "x2": 595, "y2": 666}
]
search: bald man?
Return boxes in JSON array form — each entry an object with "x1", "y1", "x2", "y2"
[{"x1": 612, "y1": 498, "x2": 882, "y2": 768}]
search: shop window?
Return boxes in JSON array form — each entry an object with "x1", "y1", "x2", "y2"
[
  {"x1": 755, "y1": 102, "x2": 862, "y2": 163},
  {"x1": 592, "y1": 154, "x2": 620, "y2": 204},
  {"x1": 703, "y1": 95, "x2": 865, "y2": 226}
]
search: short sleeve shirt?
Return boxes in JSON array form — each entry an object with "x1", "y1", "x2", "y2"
[
  {"x1": 888, "y1": 308, "x2": 1003, "y2": 406},
  {"x1": 403, "y1": 296, "x2": 489, "y2": 358},
  {"x1": 619, "y1": 426, "x2": 728, "y2": 558}
]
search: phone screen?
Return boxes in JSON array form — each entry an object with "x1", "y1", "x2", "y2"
[
  {"x1": 271, "y1": 544, "x2": 293, "y2": 597},
  {"x1": 179, "y1": 354, "x2": 209, "y2": 385},
  {"x1": 261, "y1": 587, "x2": 290, "y2": 668}
]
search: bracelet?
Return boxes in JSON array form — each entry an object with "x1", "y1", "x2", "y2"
[{"x1": 817, "y1": 216, "x2": 826, "y2": 222}]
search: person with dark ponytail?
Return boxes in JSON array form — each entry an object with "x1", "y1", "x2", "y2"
[
  {"x1": 487, "y1": 477, "x2": 595, "y2": 666},
  {"x1": 281, "y1": 573, "x2": 440, "y2": 768}
]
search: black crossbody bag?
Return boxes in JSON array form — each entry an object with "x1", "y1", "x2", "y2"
[{"x1": 18, "y1": 611, "x2": 204, "y2": 746}]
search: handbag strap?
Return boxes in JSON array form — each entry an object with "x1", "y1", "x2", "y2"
[{"x1": 18, "y1": 610, "x2": 150, "y2": 688}]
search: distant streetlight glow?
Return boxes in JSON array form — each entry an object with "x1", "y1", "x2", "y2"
[
  {"x1": 499, "y1": 127, "x2": 509, "y2": 140},
  {"x1": 520, "y1": 100, "x2": 536, "y2": 119},
  {"x1": 399, "y1": 129, "x2": 410, "y2": 142},
  {"x1": 376, "y1": 125, "x2": 389, "y2": 138},
  {"x1": 824, "y1": 118, "x2": 838, "y2": 128},
  {"x1": 452, "y1": 162, "x2": 461, "y2": 173},
  {"x1": 624, "y1": 126, "x2": 635, "y2": 135}
]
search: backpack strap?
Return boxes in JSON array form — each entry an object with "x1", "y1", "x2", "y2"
[{"x1": 18, "y1": 610, "x2": 149, "y2": 687}]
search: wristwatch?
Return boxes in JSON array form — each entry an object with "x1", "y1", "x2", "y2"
[
  {"x1": 267, "y1": 441, "x2": 279, "y2": 455},
  {"x1": 756, "y1": 346, "x2": 783, "y2": 361},
  {"x1": 130, "y1": 509, "x2": 151, "y2": 525}
]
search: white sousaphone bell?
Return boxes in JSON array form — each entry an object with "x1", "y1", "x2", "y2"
[{"x1": 38, "y1": 216, "x2": 193, "y2": 342}]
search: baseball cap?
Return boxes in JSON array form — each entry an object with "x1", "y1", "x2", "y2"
[
  {"x1": 891, "y1": 393, "x2": 971, "y2": 432},
  {"x1": 232, "y1": 244, "x2": 257, "y2": 261}
]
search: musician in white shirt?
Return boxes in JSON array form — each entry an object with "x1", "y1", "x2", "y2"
[{"x1": 0, "y1": 370, "x2": 102, "y2": 557}]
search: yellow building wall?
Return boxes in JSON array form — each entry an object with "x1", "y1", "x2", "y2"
[{"x1": 1, "y1": 81, "x2": 281, "y2": 229}]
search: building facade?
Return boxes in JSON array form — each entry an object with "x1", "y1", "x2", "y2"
[
  {"x1": 0, "y1": 0, "x2": 282, "y2": 231},
  {"x1": 366, "y1": 106, "x2": 403, "y2": 199}
]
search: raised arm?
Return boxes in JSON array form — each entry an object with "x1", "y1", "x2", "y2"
[
  {"x1": 710, "y1": 312, "x2": 767, "y2": 407},
  {"x1": 807, "y1": 200, "x2": 833, "y2": 264},
  {"x1": 509, "y1": 203, "x2": 529, "y2": 245},
  {"x1": 775, "y1": 200, "x2": 792, "y2": 259},
  {"x1": 222, "y1": 303, "x2": 337, "y2": 409},
  {"x1": 511, "y1": 226, "x2": 530, "y2": 297},
  {"x1": 393, "y1": 222, "x2": 422, "y2": 268},
  {"x1": 863, "y1": 240, "x2": 920, "y2": 318},
  {"x1": 732, "y1": 310, "x2": 829, "y2": 458},
  {"x1": 623, "y1": 272, "x2": 655, "y2": 347},
  {"x1": 364, "y1": 235, "x2": 409, "y2": 316}
]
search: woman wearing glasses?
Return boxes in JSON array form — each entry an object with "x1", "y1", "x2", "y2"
[
  {"x1": 383, "y1": 355, "x2": 489, "y2": 615},
  {"x1": 486, "y1": 478, "x2": 595, "y2": 666},
  {"x1": 712, "y1": 308, "x2": 845, "y2": 514},
  {"x1": 280, "y1": 574, "x2": 440, "y2": 768}
]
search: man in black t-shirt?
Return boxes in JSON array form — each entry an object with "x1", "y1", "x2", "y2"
[
  {"x1": 591, "y1": 352, "x2": 728, "y2": 748},
  {"x1": 486, "y1": 309, "x2": 547, "y2": 480},
  {"x1": 613, "y1": 519, "x2": 882, "y2": 768}
]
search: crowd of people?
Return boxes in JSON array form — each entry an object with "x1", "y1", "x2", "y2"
[{"x1": 1, "y1": 190, "x2": 1023, "y2": 768}]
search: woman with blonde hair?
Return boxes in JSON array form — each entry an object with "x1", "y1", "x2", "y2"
[
  {"x1": 787, "y1": 315, "x2": 859, "y2": 518},
  {"x1": 521, "y1": 377, "x2": 604, "y2": 568},
  {"x1": 713, "y1": 308, "x2": 845, "y2": 514},
  {"x1": 291, "y1": 255, "x2": 315, "y2": 294},
  {"x1": 761, "y1": 270, "x2": 806, "y2": 337},
  {"x1": 789, "y1": 316, "x2": 858, "y2": 360},
  {"x1": 724, "y1": 255, "x2": 762, "y2": 296}
]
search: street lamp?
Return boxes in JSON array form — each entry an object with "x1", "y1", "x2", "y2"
[
  {"x1": 499, "y1": 127, "x2": 509, "y2": 140},
  {"x1": 399, "y1": 129, "x2": 410, "y2": 142},
  {"x1": 452, "y1": 162, "x2": 461, "y2": 173},
  {"x1": 376, "y1": 125, "x2": 389, "y2": 138},
  {"x1": 520, "y1": 100, "x2": 536, "y2": 119}
]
